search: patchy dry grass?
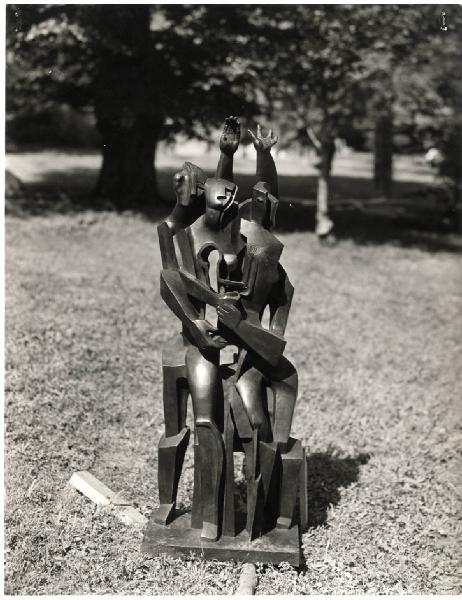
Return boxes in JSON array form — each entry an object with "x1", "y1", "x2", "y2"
[{"x1": 5, "y1": 205, "x2": 462, "y2": 594}]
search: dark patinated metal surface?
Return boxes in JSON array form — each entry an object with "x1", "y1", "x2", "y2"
[
  {"x1": 142, "y1": 512, "x2": 301, "y2": 567},
  {"x1": 144, "y1": 116, "x2": 307, "y2": 563}
]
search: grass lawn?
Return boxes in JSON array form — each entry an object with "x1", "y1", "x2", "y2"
[{"x1": 4, "y1": 153, "x2": 462, "y2": 594}]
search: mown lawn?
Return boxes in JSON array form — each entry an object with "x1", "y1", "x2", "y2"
[{"x1": 4, "y1": 191, "x2": 462, "y2": 593}]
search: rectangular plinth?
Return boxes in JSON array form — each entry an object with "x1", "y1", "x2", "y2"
[{"x1": 141, "y1": 512, "x2": 301, "y2": 566}]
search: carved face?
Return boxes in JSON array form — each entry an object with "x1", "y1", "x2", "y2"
[
  {"x1": 204, "y1": 177, "x2": 238, "y2": 229},
  {"x1": 173, "y1": 162, "x2": 205, "y2": 207},
  {"x1": 250, "y1": 183, "x2": 278, "y2": 230}
]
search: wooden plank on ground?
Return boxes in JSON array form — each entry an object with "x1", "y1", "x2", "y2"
[
  {"x1": 69, "y1": 471, "x2": 114, "y2": 506},
  {"x1": 69, "y1": 470, "x2": 147, "y2": 528}
]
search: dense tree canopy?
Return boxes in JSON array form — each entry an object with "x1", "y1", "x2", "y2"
[{"x1": 7, "y1": 4, "x2": 273, "y2": 207}]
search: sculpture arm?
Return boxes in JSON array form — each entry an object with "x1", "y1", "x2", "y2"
[
  {"x1": 216, "y1": 116, "x2": 240, "y2": 181},
  {"x1": 160, "y1": 269, "x2": 226, "y2": 350},
  {"x1": 233, "y1": 320, "x2": 286, "y2": 367},
  {"x1": 216, "y1": 154, "x2": 234, "y2": 182},
  {"x1": 256, "y1": 150, "x2": 278, "y2": 198},
  {"x1": 178, "y1": 268, "x2": 222, "y2": 307},
  {"x1": 178, "y1": 267, "x2": 286, "y2": 365},
  {"x1": 158, "y1": 221, "x2": 179, "y2": 270},
  {"x1": 268, "y1": 265, "x2": 294, "y2": 337},
  {"x1": 160, "y1": 269, "x2": 200, "y2": 326},
  {"x1": 248, "y1": 125, "x2": 279, "y2": 198}
]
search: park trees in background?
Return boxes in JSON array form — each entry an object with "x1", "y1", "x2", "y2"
[
  {"x1": 6, "y1": 5, "x2": 267, "y2": 209},
  {"x1": 357, "y1": 5, "x2": 448, "y2": 199},
  {"x1": 254, "y1": 5, "x2": 374, "y2": 239},
  {"x1": 258, "y1": 4, "x2": 461, "y2": 237},
  {"x1": 6, "y1": 4, "x2": 462, "y2": 220},
  {"x1": 390, "y1": 12, "x2": 462, "y2": 209}
]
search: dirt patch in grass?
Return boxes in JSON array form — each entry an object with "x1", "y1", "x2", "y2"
[{"x1": 5, "y1": 209, "x2": 462, "y2": 594}]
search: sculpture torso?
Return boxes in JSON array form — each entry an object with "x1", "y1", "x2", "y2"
[{"x1": 180, "y1": 215, "x2": 244, "y2": 280}]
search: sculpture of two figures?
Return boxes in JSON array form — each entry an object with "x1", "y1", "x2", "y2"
[{"x1": 142, "y1": 117, "x2": 307, "y2": 565}]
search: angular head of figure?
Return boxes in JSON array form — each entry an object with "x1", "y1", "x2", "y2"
[
  {"x1": 167, "y1": 162, "x2": 206, "y2": 232},
  {"x1": 203, "y1": 177, "x2": 238, "y2": 230},
  {"x1": 249, "y1": 181, "x2": 279, "y2": 230},
  {"x1": 173, "y1": 161, "x2": 206, "y2": 208}
]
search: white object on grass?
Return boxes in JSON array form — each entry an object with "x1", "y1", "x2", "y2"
[{"x1": 69, "y1": 470, "x2": 147, "y2": 527}]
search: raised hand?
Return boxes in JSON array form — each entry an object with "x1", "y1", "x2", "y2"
[
  {"x1": 248, "y1": 124, "x2": 278, "y2": 153},
  {"x1": 219, "y1": 115, "x2": 241, "y2": 156}
]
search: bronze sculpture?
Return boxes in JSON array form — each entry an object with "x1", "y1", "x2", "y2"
[{"x1": 142, "y1": 117, "x2": 307, "y2": 565}]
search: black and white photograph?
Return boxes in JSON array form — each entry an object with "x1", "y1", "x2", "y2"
[{"x1": 4, "y1": 2, "x2": 462, "y2": 595}]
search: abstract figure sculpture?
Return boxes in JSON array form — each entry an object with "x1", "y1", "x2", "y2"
[{"x1": 142, "y1": 117, "x2": 307, "y2": 565}]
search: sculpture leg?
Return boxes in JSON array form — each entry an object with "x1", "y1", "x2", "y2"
[
  {"x1": 186, "y1": 344, "x2": 224, "y2": 541},
  {"x1": 277, "y1": 438, "x2": 303, "y2": 529},
  {"x1": 235, "y1": 364, "x2": 272, "y2": 540},
  {"x1": 195, "y1": 420, "x2": 224, "y2": 541},
  {"x1": 155, "y1": 427, "x2": 190, "y2": 525},
  {"x1": 154, "y1": 337, "x2": 190, "y2": 525},
  {"x1": 222, "y1": 378, "x2": 236, "y2": 537},
  {"x1": 162, "y1": 364, "x2": 189, "y2": 437},
  {"x1": 235, "y1": 365, "x2": 271, "y2": 443},
  {"x1": 259, "y1": 440, "x2": 280, "y2": 531},
  {"x1": 191, "y1": 433, "x2": 202, "y2": 529},
  {"x1": 243, "y1": 429, "x2": 265, "y2": 540},
  {"x1": 240, "y1": 356, "x2": 299, "y2": 531},
  {"x1": 235, "y1": 362, "x2": 269, "y2": 483},
  {"x1": 270, "y1": 356, "x2": 298, "y2": 451},
  {"x1": 299, "y1": 446, "x2": 309, "y2": 531}
]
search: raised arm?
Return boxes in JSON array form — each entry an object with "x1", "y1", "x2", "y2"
[
  {"x1": 216, "y1": 116, "x2": 240, "y2": 181},
  {"x1": 248, "y1": 124, "x2": 279, "y2": 198}
]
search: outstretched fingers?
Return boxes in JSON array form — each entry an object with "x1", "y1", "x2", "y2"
[{"x1": 247, "y1": 129, "x2": 257, "y2": 143}]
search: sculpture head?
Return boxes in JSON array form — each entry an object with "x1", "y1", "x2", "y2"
[
  {"x1": 173, "y1": 162, "x2": 206, "y2": 207},
  {"x1": 203, "y1": 177, "x2": 238, "y2": 229},
  {"x1": 166, "y1": 162, "x2": 206, "y2": 232},
  {"x1": 248, "y1": 181, "x2": 279, "y2": 230}
]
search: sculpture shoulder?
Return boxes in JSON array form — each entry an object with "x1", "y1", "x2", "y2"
[
  {"x1": 241, "y1": 219, "x2": 283, "y2": 257},
  {"x1": 186, "y1": 216, "x2": 208, "y2": 251},
  {"x1": 188, "y1": 215, "x2": 206, "y2": 236}
]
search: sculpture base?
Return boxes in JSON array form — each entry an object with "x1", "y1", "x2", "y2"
[{"x1": 141, "y1": 512, "x2": 301, "y2": 566}]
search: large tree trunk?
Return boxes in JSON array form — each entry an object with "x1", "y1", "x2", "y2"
[
  {"x1": 95, "y1": 115, "x2": 163, "y2": 210},
  {"x1": 91, "y1": 6, "x2": 163, "y2": 210},
  {"x1": 373, "y1": 109, "x2": 393, "y2": 198}
]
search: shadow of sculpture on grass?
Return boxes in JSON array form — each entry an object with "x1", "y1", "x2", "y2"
[
  {"x1": 304, "y1": 450, "x2": 371, "y2": 530},
  {"x1": 254, "y1": 449, "x2": 371, "y2": 574},
  {"x1": 230, "y1": 449, "x2": 370, "y2": 534}
]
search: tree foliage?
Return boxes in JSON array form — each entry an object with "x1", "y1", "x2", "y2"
[
  {"x1": 6, "y1": 5, "x2": 272, "y2": 206},
  {"x1": 7, "y1": 5, "x2": 268, "y2": 135},
  {"x1": 6, "y1": 5, "x2": 462, "y2": 209}
]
